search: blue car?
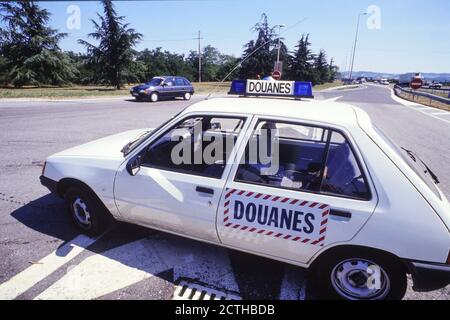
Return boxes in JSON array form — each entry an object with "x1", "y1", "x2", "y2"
[{"x1": 130, "y1": 76, "x2": 194, "y2": 102}]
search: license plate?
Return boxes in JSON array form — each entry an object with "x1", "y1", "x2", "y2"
[{"x1": 132, "y1": 93, "x2": 139, "y2": 96}]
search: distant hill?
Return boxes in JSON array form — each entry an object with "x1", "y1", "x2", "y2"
[{"x1": 344, "y1": 71, "x2": 450, "y2": 82}]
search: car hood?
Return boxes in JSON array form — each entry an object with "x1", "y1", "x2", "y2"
[
  {"x1": 51, "y1": 129, "x2": 151, "y2": 159},
  {"x1": 132, "y1": 84, "x2": 153, "y2": 91}
]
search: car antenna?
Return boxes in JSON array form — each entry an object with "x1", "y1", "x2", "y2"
[{"x1": 205, "y1": 17, "x2": 308, "y2": 100}]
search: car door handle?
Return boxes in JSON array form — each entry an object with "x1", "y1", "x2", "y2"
[
  {"x1": 196, "y1": 186, "x2": 214, "y2": 195},
  {"x1": 330, "y1": 209, "x2": 352, "y2": 219}
]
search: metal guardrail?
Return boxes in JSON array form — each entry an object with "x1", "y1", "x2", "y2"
[{"x1": 394, "y1": 85, "x2": 450, "y2": 105}]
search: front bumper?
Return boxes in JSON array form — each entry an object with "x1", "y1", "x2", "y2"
[
  {"x1": 130, "y1": 90, "x2": 149, "y2": 98},
  {"x1": 40, "y1": 175, "x2": 58, "y2": 195},
  {"x1": 405, "y1": 260, "x2": 450, "y2": 292}
]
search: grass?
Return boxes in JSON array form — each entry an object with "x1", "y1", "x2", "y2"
[
  {"x1": 0, "y1": 85, "x2": 131, "y2": 99},
  {"x1": 418, "y1": 88, "x2": 450, "y2": 99},
  {"x1": 0, "y1": 82, "x2": 232, "y2": 99},
  {"x1": 313, "y1": 80, "x2": 344, "y2": 91},
  {"x1": 192, "y1": 82, "x2": 231, "y2": 94},
  {"x1": 397, "y1": 91, "x2": 450, "y2": 111},
  {"x1": 0, "y1": 80, "x2": 343, "y2": 100}
]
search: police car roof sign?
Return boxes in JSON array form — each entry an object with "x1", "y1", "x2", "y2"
[{"x1": 229, "y1": 80, "x2": 313, "y2": 99}]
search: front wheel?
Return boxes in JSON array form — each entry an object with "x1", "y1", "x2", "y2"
[
  {"x1": 65, "y1": 186, "x2": 109, "y2": 236},
  {"x1": 183, "y1": 92, "x2": 191, "y2": 100},
  {"x1": 311, "y1": 249, "x2": 407, "y2": 300},
  {"x1": 150, "y1": 92, "x2": 159, "y2": 102}
]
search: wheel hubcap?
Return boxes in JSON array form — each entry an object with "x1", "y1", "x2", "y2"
[
  {"x1": 331, "y1": 258, "x2": 390, "y2": 300},
  {"x1": 151, "y1": 93, "x2": 158, "y2": 102},
  {"x1": 185, "y1": 93, "x2": 191, "y2": 100},
  {"x1": 72, "y1": 197, "x2": 91, "y2": 228}
]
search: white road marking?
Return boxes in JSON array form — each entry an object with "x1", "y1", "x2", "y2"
[
  {"x1": 324, "y1": 96, "x2": 343, "y2": 102},
  {"x1": 390, "y1": 89, "x2": 450, "y2": 125},
  {"x1": 35, "y1": 235, "x2": 240, "y2": 300},
  {"x1": 35, "y1": 239, "x2": 162, "y2": 300},
  {"x1": 0, "y1": 234, "x2": 100, "y2": 300},
  {"x1": 431, "y1": 112, "x2": 450, "y2": 116}
]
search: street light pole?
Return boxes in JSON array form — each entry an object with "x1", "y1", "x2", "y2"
[
  {"x1": 349, "y1": 13, "x2": 367, "y2": 81},
  {"x1": 198, "y1": 30, "x2": 202, "y2": 83},
  {"x1": 274, "y1": 24, "x2": 286, "y2": 65}
]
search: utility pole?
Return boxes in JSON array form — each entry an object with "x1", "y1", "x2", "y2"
[
  {"x1": 349, "y1": 12, "x2": 367, "y2": 81},
  {"x1": 197, "y1": 30, "x2": 202, "y2": 83},
  {"x1": 275, "y1": 24, "x2": 285, "y2": 64}
]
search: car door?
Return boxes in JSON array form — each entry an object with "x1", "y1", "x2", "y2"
[
  {"x1": 160, "y1": 77, "x2": 176, "y2": 98},
  {"x1": 217, "y1": 117, "x2": 378, "y2": 264},
  {"x1": 114, "y1": 113, "x2": 251, "y2": 243},
  {"x1": 174, "y1": 78, "x2": 187, "y2": 97}
]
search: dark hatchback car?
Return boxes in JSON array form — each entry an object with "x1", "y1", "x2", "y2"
[{"x1": 130, "y1": 76, "x2": 194, "y2": 102}]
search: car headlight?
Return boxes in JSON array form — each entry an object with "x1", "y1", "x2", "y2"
[{"x1": 139, "y1": 90, "x2": 145, "y2": 94}]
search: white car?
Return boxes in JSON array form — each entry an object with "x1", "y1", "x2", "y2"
[{"x1": 40, "y1": 81, "x2": 450, "y2": 300}]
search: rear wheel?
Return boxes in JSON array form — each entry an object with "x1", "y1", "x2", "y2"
[
  {"x1": 311, "y1": 249, "x2": 407, "y2": 300},
  {"x1": 150, "y1": 92, "x2": 159, "y2": 102},
  {"x1": 65, "y1": 186, "x2": 109, "y2": 236}
]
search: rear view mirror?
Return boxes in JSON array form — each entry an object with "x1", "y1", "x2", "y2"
[{"x1": 126, "y1": 154, "x2": 142, "y2": 176}]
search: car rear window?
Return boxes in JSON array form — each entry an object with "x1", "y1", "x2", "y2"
[{"x1": 374, "y1": 126, "x2": 441, "y2": 200}]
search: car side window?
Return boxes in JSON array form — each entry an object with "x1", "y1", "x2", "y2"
[
  {"x1": 142, "y1": 115, "x2": 245, "y2": 179},
  {"x1": 175, "y1": 78, "x2": 184, "y2": 86},
  {"x1": 183, "y1": 79, "x2": 191, "y2": 86},
  {"x1": 164, "y1": 78, "x2": 174, "y2": 86},
  {"x1": 235, "y1": 120, "x2": 328, "y2": 192},
  {"x1": 234, "y1": 120, "x2": 370, "y2": 200},
  {"x1": 320, "y1": 131, "x2": 370, "y2": 200}
]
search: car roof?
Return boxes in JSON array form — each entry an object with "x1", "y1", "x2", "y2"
[{"x1": 183, "y1": 97, "x2": 370, "y2": 128}]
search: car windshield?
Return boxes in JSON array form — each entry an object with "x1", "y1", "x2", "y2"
[
  {"x1": 374, "y1": 126, "x2": 441, "y2": 200},
  {"x1": 146, "y1": 78, "x2": 163, "y2": 86},
  {"x1": 121, "y1": 109, "x2": 185, "y2": 156}
]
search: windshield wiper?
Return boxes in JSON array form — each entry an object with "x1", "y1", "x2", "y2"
[
  {"x1": 121, "y1": 131, "x2": 151, "y2": 156},
  {"x1": 420, "y1": 161, "x2": 440, "y2": 184},
  {"x1": 401, "y1": 147, "x2": 416, "y2": 162},
  {"x1": 401, "y1": 147, "x2": 440, "y2": 184}
]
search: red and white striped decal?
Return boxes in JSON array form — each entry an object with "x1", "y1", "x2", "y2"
[{"x1": 222, "y1": 188, "x2": 330, "y2": 247}]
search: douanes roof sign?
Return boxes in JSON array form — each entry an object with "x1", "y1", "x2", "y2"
[{"x1": 229, "y1": 80, "x2": 314, "y2": 98}]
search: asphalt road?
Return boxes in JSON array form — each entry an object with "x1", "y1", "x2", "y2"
[{"x1": 0, "y1": 86, "x2": 449, "y2": 300}]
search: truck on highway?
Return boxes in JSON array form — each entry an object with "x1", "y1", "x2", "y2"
[{"x1": 399, "y1": 73, "x2": 423, "y2": 87}]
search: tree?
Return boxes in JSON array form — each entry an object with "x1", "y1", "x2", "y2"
[
  {"x1": 0, "y1": 1, "x2": 77, "y2": 87},
  {"x1": 313, "y1": 50, "x2": 329, "y2": 85},
  {"x1": 239, "y1": 13, "x2": 284, "y2": 79},
  {"x1": 78, "y1": 0, "x2": 142, "y2": 89},
  {"x1": 288, "y1": 34, "x2": 315, "y2": 82},
  {"x1": 137, "y1": 48, "x2": 192, "y2": 81},
  {"x1": 327, "y1": 58, "x2": 339, "y2": 82},
  {"x1": 186, "y1": 45, "x2": 234, "y2": 82}
]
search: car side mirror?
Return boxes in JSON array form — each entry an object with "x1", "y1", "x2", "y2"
[{"x1": 126, "y1": 154, "x2": 142, "y2": 176}]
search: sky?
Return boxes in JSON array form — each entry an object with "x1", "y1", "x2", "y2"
[{"x1": 31, "y1": 0, "x2": 450, "y2": 73}]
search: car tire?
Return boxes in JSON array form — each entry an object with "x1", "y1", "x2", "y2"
[
  {"x1": 65, "y1": 186, "x2": 109, "y2": 236},
  {"x1": 311, "y1": 248, "x2": 407, "y2": 300},
  {"x1": 183, "y1": 92, "x2": 191, "y2": 101},
  {"x1": 150, "y1": 92, "x2": 159, "y2": 102}
]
